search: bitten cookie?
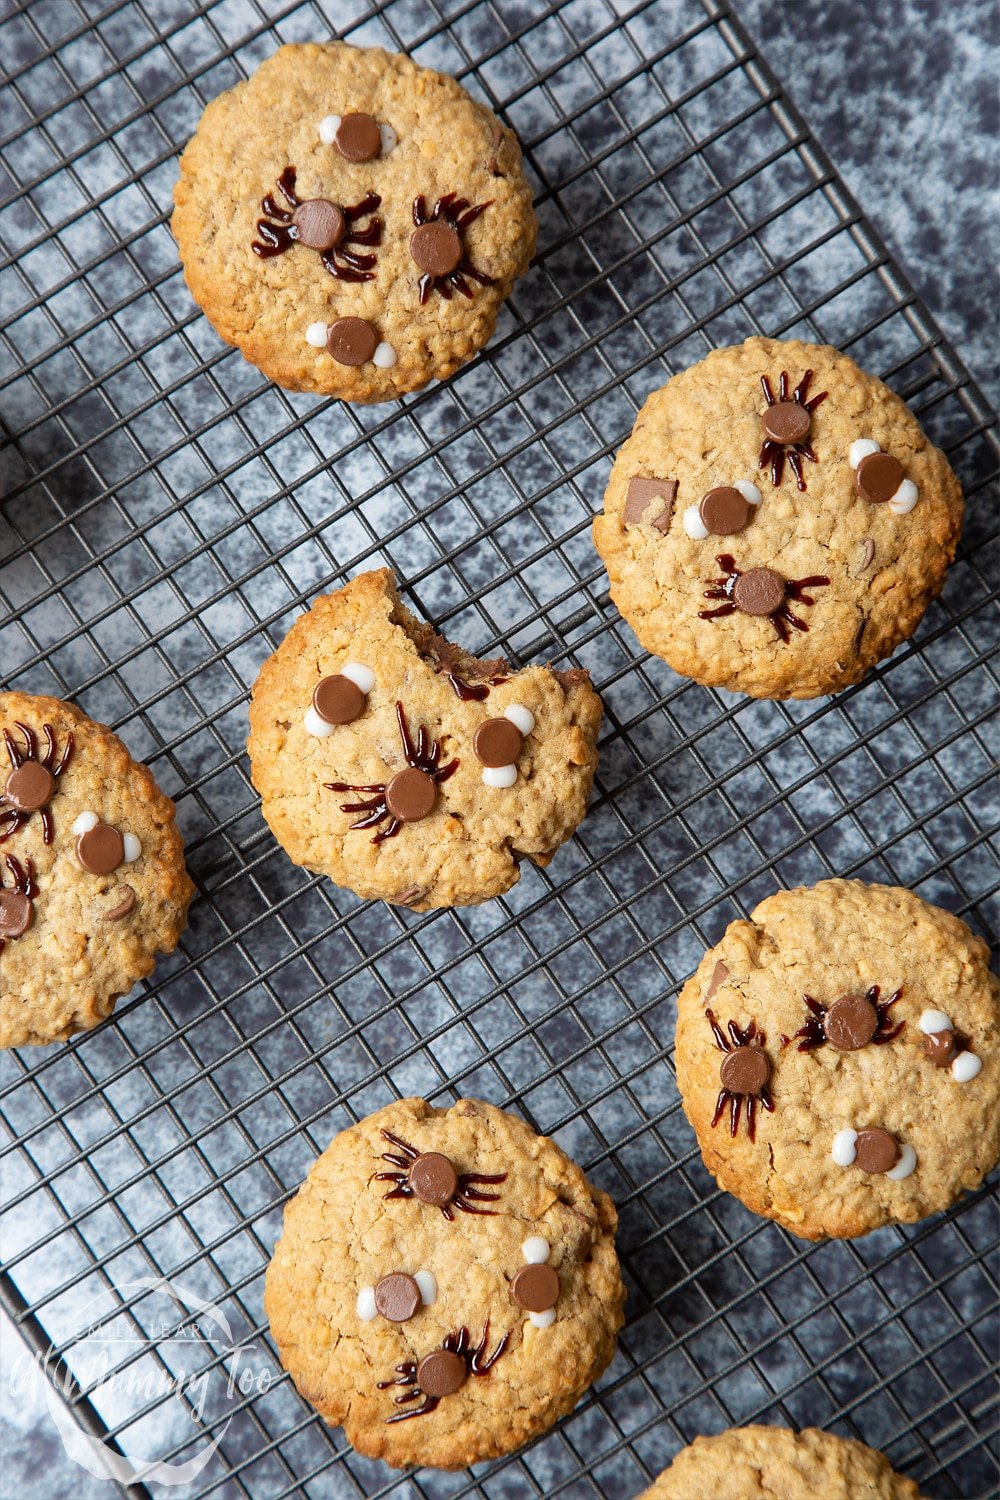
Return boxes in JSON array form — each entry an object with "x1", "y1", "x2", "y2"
[
  {"x1": 172, "y1": 41, "x2": 536, "y2": 401},
  {"x1": 593, "y1": 338, "x2": 963, "y2": 698},
  {"x1": 247, "y1": 569, "x2": 601, "y2": 909},
  {"x1": 641, "y1": 1426, "x2": 924, "y2": 1499},
  {"x1": 264, "y1": 1096, "x2": 624, "y2": 1469},
  {"x1": 674, "y1": 880, "x2": 998, "y2": 1240},
  {"x1": 0, "y1": 693, "x2": 194, "y2": 1048}
]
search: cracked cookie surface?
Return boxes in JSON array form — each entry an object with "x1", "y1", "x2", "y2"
[
  {"x1": 641, "y1": 1425, "x2": 924, "y2": 1499},
  {"x1": 675, "y1": 880, "x2": 998, "y2": 1240},
  {"x1": 0, "y1": 693, "x2": 194, "y2": 1048},
  {"x1": 172, "y1": 41, "x2": 536, "y2": 401},
  {"x1": 264, "y1": 1096, "x2": 625, "y2": 1469},
  {"x1": 247, "y1": 569, "x2": 601, "y2": 909},
  {"x1": 593, "y1": 337, "x2": 963, "y2": 698}
]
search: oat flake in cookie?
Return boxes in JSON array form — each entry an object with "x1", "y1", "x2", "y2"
[
  {"x1": 593, "y1": 337, "x2": 963, "y2": 698},
  {"x1": 171, "y1": 41, "x2": 536, "y2": 401},
  {"x1": 674, "y1": 879, "x2": 998, "y2": 1240},
  {"x1": 640, "y1": 1425, "x2": 926, "y2": 1499},
  {"x1": 247, "y1": 569, "x2": 601, "y2": 909},
  {"x1": 264, "y1": 1097, "x2": 625, "y2": 1469},
  {"x1": 0, "y1": 693, "x2": 194, "y2": 1048}
]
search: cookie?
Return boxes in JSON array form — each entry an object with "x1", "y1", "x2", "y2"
[
  {"x1": 593, "y1": 337, "x2": 963, "y2": 698},
  {"x1": 172, "y1": 41, "x2": 536, "y2": 401},
  {"x1": 0, "y1": 693, "x2": 194, "y2": 1048},
  {"x1": 674, "y1": 879, "x2": 998, "y2": 1240},
  {"x1": 264, "y1": 1096, "x2": 624, "y2": 1469},
  {"x1": 641, "y1": 1426, "x2": 924, "y2": 1499},
  {"x1": 247, "y1": 569, "x2": 601, "y2": 909}
]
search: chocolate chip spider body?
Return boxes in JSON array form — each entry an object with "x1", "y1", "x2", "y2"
[
  {"x1": 410, "y1": 193, "x2": 494, "y2": 304},
  {"x1": 782, "y1": 985, "x2": 904, "y2": 1053},
  {"x1": 325, "y1": 702, "x2": 458, "y2": 844},
  {"x1": 758, "y1": 369, "x2": 828, "y2": 491},
  {"x1": 376, "y1": 1128, "x2": 506, "y2": 1218},
  {"x1": 706, "y1": 1008, "x2": 774, "y2": 1142},
  {"x1": 0, "y1": 721, "x2": 73, "y2": 844},
  {"x1": 377, "y1": 1321, "x2": 509, "y2": 1422},
  {"x1": 251, "y1": 166, "x2": 383, "y2": 282},
  {"x1": 0, "y1": 854, "x2": 37, "y2": 952},
  {"x1": 699, "y1": 554, "x2": 830, "y2": 643}
]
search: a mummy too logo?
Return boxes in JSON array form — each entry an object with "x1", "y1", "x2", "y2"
[{"x1": 8, "y1": 1277, "x2": 272, "y2": 1486}]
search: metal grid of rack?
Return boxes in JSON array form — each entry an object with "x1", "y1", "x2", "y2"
[{"x1": 0, "y1": 0, "x2": 997, "y2": 1496}]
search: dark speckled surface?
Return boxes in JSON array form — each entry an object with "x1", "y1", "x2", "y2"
[{"x1": 738, "y1": 0, "x2": 999, "y2": 410}]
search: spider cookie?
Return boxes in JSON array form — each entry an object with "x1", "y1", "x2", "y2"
[
  {"x1": 0, "y1": 693, "x2": 194, "y2": 1048},
  {"x1": 593, "y1": 337, "x2": 963, "y2": 698},
  {"x1": 264, "y1": 1097, "x2": 624, "y2": 1469},
  {"x1": 641, "y1": 1426, "x2": 924, "y2": 1499},
  {"x1": 247, "y1": 569, "x2": 601, "y2": 909},
  {"x1": 172, "y1": 41, "x2": 536, "y2": 401},
  {"x1": 674, "y1": 880, "x2": 998, "y2": 1240}
]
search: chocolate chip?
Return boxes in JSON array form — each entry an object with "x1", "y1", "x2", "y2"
[
  {"x1": 622, "y1": 476, "x2": 677, "y2": 531},
  {"x1": 699, "y1": 487, "x2": 752, "y2": 536},
  {"x1": 326, "y1": 317, "x2": 378, "y2": 367},
  {"x1": 410, "y1": 222, "x2": 462, "y2": 275},
  {"x1": 473, "y1": 717, "x2": 522, "y2": 768},
  {"x1": 510, "y1": 1263, "x2": 559, "y2": 1312},
  {"x1": 291, "y1": 198, "x2": 345, "y2": 251},
  {"x1": 855, "y1": 538, "x2": 876, "y2": 576},
  {"x1": 102, "y1": 885, "x2": 136, "y2": 922},
  {"x1": 4, "y1": 761, "x2": 53, "y2": 812},
  {"x1": 705, "y1": 960, "x2": 730, "y2": 1003},
  {"x1": 0, "y1": 890, "x2": 32, "y2": 938},
  {"x1": 824, "y1": 993, "x2": 878, "y2": 1051},
  {"x1": 854, "y1": 1126, "x2": 900, "y2": 1174},
  {"x1": 855, "y1": 451, "x2": 904, "y2": 503},
  {"x1": 76, "y1": 822, "x2": 124, "y2": 875},
  {"x1": 408, "y1": 1151, "x2": 458, "y2": 1205},
  {"x1": 386, "y1": 766, "x2": 437, "y2": 824},
  {"x1": 924, "y1": 1029, "x2": 956, "y2": 1068},
  {"x1": 416, "y1": 1348, "x2": 467, "y2": 1398},
  {"x1": 732, "y1": 566, "x2": 785, "y2": 617},
  {"x1": 762, "y1": 400, "x2": 811, "y2": 445},
  {"x1": 720, "y1": 1045, "x2": 770, "y2": 1096},
  {"x1": 335, "y1": 112, "x2": 381, "y2": 163},
  {"x1": 373, "y1": 1272, "x2": 422, "y2": 1323},
  {"x1": 313, "y1": 674, "x2": 365, "y2": 725}
]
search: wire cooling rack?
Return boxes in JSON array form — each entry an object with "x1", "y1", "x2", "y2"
[{"x1": 1, "y1": 0, "x2": 998, "y2": 1497}]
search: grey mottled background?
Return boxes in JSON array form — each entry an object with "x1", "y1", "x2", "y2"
[
  {"x1": 739, "y1": 0, "x2": 999, "y2": 410},
  {"x1": 0, "y1": 1, "x2": 996, "y2": 1498}
]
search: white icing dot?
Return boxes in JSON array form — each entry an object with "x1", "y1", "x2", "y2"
[
  {"x1": 341, "y1": 662, "x2": 375, "y2": 694},
  {"x1": 318, "y1": 114, "x2": 341, "y2": 145},
  {"x1": 683, "y1": 503, "x2": 709, "y2": 540},
  {"x1": 72, "y1": 811, "x2": 99, "y2": 835},
  {"x1": 356, "y1": 1286, "x2": 377, "y2": 1322},
  {"x1": 831, "y1": 1128, "x2": 858, "y2": 1166},
  {"x1": 304, "y1": 705, "x2": 335, "y2": 739},
  {"x1": 919, "y1": 1009, "x2": 953, "y2": 1035},
  {"x1": 414, "y1": 1270, "x2": 437, "y2": 1306},
  {"x1": 849, "y1": 438, "x2": 880, "y2": 469},
  {"x1": 521, "y1": 1236, "x2": 550, "y2": 1264},
  {"x1": 306, "y1": 321, "x2": 329, "y2": 348},
  {"x1": 504, "y1": 704, "x2": 535, "y2": 736},
  {"x1": 122, "y1": 833, "x2": 141, "y2": 863},
  {"x1": 483, "y1": 765, "x2": 517, "y2": 788},
  {"x1": 529, "y1": 1308, "x2": 556, "y2": 1329},
  {"x1": 734, "y1": 480, "x2": 762, "y2": 506},
  {"x1": 887, "y1": 1144, "x2": 917, "y2": 1180},
  {"x1": 952, "y1": 1051, "x2": 982, "y2": 1083},
  {"x1": 373, "y1": 341, "x2": 397, "y2": 369},
  {"x1": 379, "y1": 123, "x2": 397, "y2": 155},
  {"x1": 888, "y1": 479, "x2": 919, "y2": 515}
]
